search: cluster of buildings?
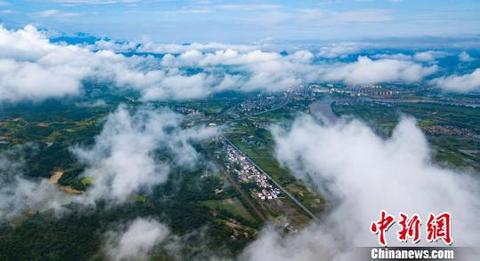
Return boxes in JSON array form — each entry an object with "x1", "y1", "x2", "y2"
[
  {"x1": 308, "y1": 83, "x2": 401, "y2": 99},
  {"x1": 174, "y1": 106, "x2": 201, "y2": 116},
  {"x1": 224, "y1": 144, "x2": 281, "y2": 200},
  {"x1": 422, "y1": 125, "x2": 476, "y2": 138},
  {"x1": 329, "y1": 86, "x2": 399, "y2": 98},
  {"x1": 237, "y1": 94, "x2": 286, "y2": 114}
]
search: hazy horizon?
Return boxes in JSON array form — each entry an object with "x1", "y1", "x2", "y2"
[{"x1": 1, "y1": 0, "x2": 480, "y2": 43}]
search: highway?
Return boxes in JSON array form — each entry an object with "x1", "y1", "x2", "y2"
[{"x1": 222, "y1": 135, "x2": 319, "y2": 221}]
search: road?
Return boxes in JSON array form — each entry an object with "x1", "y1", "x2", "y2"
[{"x1": 222, "y1": 135, "x2": 319, "y2": 221}]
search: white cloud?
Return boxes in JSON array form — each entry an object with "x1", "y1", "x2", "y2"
[
  {"x1": 140, "y1": 73, "x2": 212, "y2": 100},
  {"x1": 0, "y1": 25, "x2": 312, "y2": 102},
  {"x1": 242, "y1": 115, "x2": 480, "y2": 260},
  {"x1": 0, "y1": 150, "x2": 75, "y2": 220},
  {"x1": 370, "y1": 53, "x2": 412, "y2": 61},
  {"x1": 459, "y1": 51, "x2": 474, "y2": 62},
  {"x1": 157, "y1": 48, "x2": 318, "y2": 93},
  {"x1": 371, "y1": 50, "x2": 448, "y2": 64},
  {"x1": 413, "y1": 51, "x2": 435, "y2": 62},
  {"x1": 0, "y1": 59, "x2": 85, "y2": 101},
  {"x1": 242, "y1": 224, "x2": 342, "y2": 261},
  {"x1": 138, "y1": 42, "x2": 258, "y2": 54},
  {"x1": 0, "y1": 25, "x2": 123, "y2": 102},
  {"x1": 71, "y1": 105, "x2": 218, "y2": 204},
  {"x1": 371, "y1": 51, "x2": 447, "y2": 64},
  {"x1": 0, "y1": 106, "x2": 217, "y2": 219},
  {"x1": 413, "y1": 51, "x2": 446, "y2": 63},
  {"x1": 0, "y1": 25, "x2": 445, "y2": 102},
  {"x1": 104, "y1": 217, "x2": 169, "y2": 261},
  {"x1": 87, "y1": 39, "x2": 139, "y2": 52},
  {"x1": 318, "y1": 43, "x2": 360, "y2": 58},
  {"x1": 112, "y1": 45, "x2": 440, "y2": 95},
  {"x1": 431, "y1": 69, "x2": 480, "y2": 92},
  {"x1": 0, "y1": 25, "x2": 221, "y2": 102},
  {"x1": 322, "y1": 56, "x2": 437, "y2": 85}
]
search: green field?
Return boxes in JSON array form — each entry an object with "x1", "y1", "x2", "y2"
[{"x1": 201, "y1": 198, "x2": 256, "y2": 223}]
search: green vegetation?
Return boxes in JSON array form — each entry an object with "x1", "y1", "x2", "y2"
[
  {"x1": 1, "y1": 84, "x2": 478, "y2": 260},
  {"x1": 223, "y1": 102, "x2": 326, "y2": 220},
  {"x1": 202, "y1": 198, "x2": 256, "y2": 223},
  {"x1": 333, "y1": 101, "x2": 480, "y2": 171}
]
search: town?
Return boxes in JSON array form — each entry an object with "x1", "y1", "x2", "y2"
[{"x1": 223, "y1": 140, "x2": 282, "y2": 201}]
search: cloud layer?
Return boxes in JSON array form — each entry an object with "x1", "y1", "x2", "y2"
[
  {"x1": 1, "y1": 25, "x2": 449, "y2": 103},
  {"x1": 242, "y1": 115, "x2": 480, "y2": 260},
  {"x1": 0, "y1": 25, "x2": 151, "y2": 102},
  {"x1": 0, "y1": 149, "x2": 71, "y2": 220},
  {"x1": 104, "y1": 217, "x2": 170, "y2": 261},
  {"x1": 0, "y1": 106, "x2": 217, "y2": 219},
  {"x1": 71, "y1": 105, "x2": 218, "y2": 204},
  {"x1": 432, "y1": 69, "x2": 480, "y2": 92},
  {"x1": 323, "y1": 57, "x2": 437, "y2": 85}
]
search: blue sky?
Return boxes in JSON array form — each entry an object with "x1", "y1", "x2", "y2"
[{"x1": 1, "y1": 0, "x2": 479, "y2": 43}]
